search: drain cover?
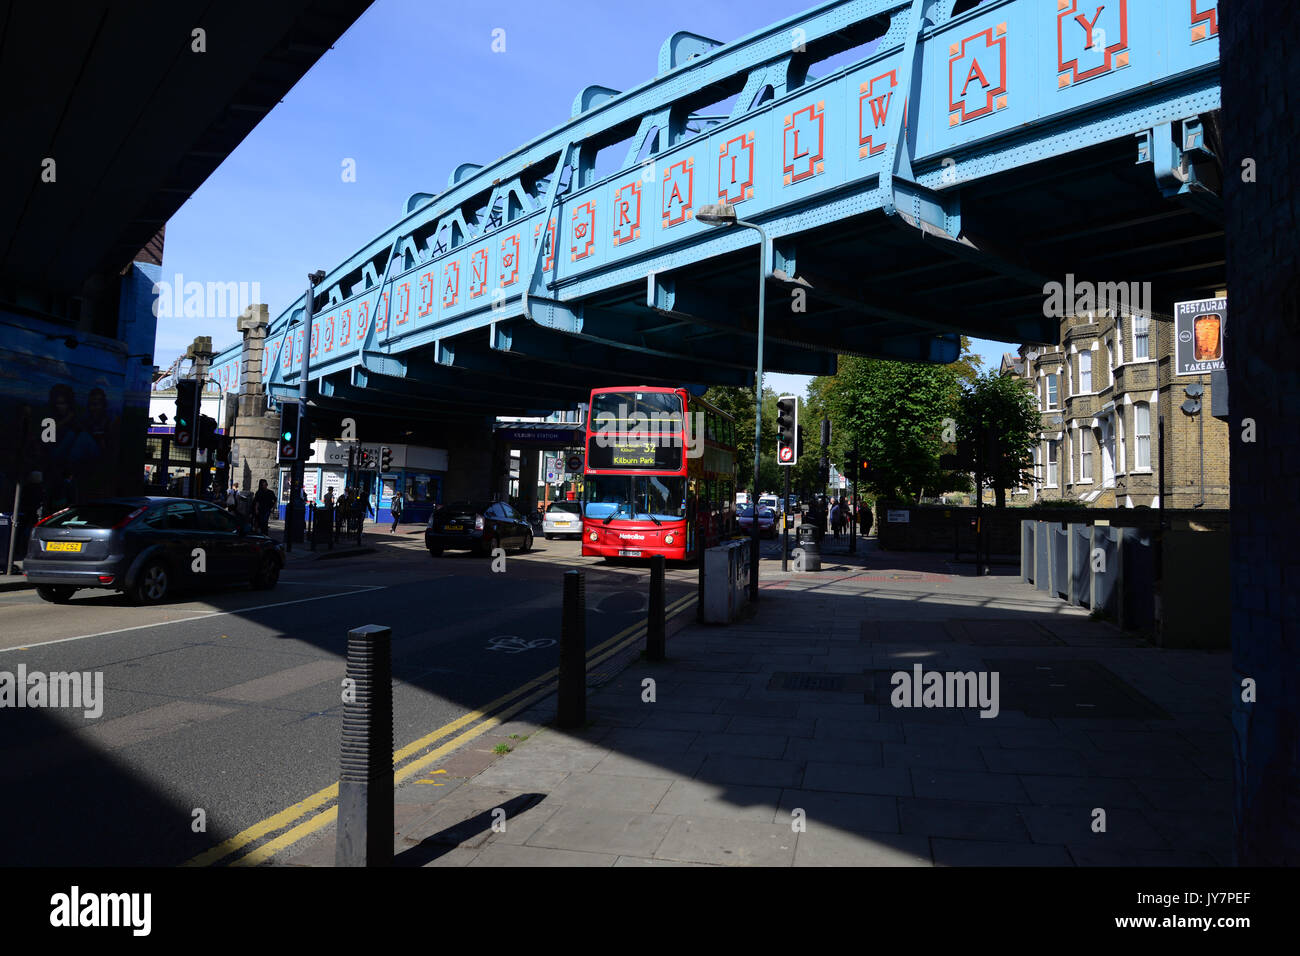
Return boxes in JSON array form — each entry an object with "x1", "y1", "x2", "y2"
[{"x1": 982, "y1": 659, "x2": 1170, "y2": 719}]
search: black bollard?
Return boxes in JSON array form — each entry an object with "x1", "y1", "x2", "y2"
[
  {"x1": 335, "y1": 624, "x2": 394, "y2": 867},
  {"x1": 557, "y1": 570, "x2": 586, "y2": 728},
  {"x1": 647, "y1": 555, "x2": 666, "y2": 661}
]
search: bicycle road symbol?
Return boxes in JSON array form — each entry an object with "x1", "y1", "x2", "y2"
[{"x1": 487, "y1": 635, "x2": 557, "y2": 654}]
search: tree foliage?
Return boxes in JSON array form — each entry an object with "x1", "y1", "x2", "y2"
[{"x1": 956, "y1": 369, "x2": 1040, "y2": 508}]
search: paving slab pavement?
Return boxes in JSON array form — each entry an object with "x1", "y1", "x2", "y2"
[{"x1": 273, "y1": 540, "x2": 1232, "y2": 867}]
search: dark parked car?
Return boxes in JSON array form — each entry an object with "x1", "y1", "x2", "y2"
[
  {"x1": 23, "y1": 497, "x2": 284, "y2": 605},
  {"x1": 426, "y1": 500, "x2": 533, "y2": 557},
  {"x1": 737, "y1": 505, "x2": 777, "y2": 539}
]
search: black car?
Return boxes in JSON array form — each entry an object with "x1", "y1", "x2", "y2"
[
  {"x1": 23, "y1": 497, "x2": 284, "y2": 605},
  {"x1": 426, "y1": 500, "x2": 533, "y2": 556}
]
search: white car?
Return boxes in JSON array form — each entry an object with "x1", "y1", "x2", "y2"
[
  {"x1": 758, "y1": 495, "x2": 781, "y2": 515},
  {"x1": 543, "y1": 501, "x2": 583, "y2": 539}
]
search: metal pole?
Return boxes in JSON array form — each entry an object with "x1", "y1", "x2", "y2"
[
  {"x1": 335, "y1": 624, "x2": 394, "y2": 867},
  {"x1": 781, "y1": 465, "x2": 790, "y2": 572},
  {"x1": 977, "y1": 432, "x2": 983, "y2": 571},
  {"x1": 850, "y1": 439, "x2": 858, "y2": 555},
  {"x1": 6, "y1": 482, "x2": 21, "y2": 576},
  {"x1": 288, "y1": 281, "x2": 316, "y2": 553},
  {"x1": 1197, "y1": 374, "x2": 1205, "y2": 507},
  {"x1": 187, "y1": 376, "x2": 199, "y2": 501},
  {"x1": 736, "y1": 219, "x2": 767, "y2": 603},
  {"x1": 696, "y1": 487, "x2": 705, "y2": 623}
]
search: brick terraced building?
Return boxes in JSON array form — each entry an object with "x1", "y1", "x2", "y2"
[{"x1": 1011, "y1": 302, "x2": 1229, "y2": 509}]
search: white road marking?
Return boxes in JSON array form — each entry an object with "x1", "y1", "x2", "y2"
[{"x1": 0, "y1": 585, "x2": 387, "y2": 653}]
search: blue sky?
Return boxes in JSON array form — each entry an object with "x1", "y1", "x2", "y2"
[{"x1": 157, "y1": 0, "x2": 1014, "y2": 395}]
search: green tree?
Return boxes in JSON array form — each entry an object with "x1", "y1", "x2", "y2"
[
  {"x1": 822, "y1": 355, "x2": 964, "y2": 503},
  {"x1": 956, "y1": 369, "x2": 1040, "y2": 508}
]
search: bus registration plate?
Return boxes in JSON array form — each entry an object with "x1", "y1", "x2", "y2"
[{"x1": 618, "y1": 549, "x2": 642, "y2": 557}]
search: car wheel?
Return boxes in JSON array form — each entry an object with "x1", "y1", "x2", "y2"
[
  {"x1": 36, "y1": 585, "x2": 75, "y2": 604},
  {"x1": 544, "y1": 533, "x2": 554, "y2": 541},
  {"x1": 132, "y1": 560, "x2": 170, "y2": 605},
  {"x1": 487, "y1": 534, "x2": 502, "y2": 557},
  {"x1": 517, "y1": 530, "x2": 533, "y2": 554},
  {"x1": 252, "y1": 553, "x2": 280, "y2": 590}
]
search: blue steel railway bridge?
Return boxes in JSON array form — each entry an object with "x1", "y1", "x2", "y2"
[{"x1": 207, "y1": 0, "x2": 1223, "y2": 424}]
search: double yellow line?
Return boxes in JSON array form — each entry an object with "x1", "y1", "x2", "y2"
[{"x1": 185, "y1": 591, "x2": 697, "y2": 867}]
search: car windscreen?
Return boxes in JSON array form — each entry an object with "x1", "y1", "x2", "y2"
[
  {"x1": 40, "y1": 503, "x2": 140, "y2": 529},
  {"x1": 439, "y1": 502, "x2": 488, "y2": 517},
  {"x1": 548, "y1": 502, "x2": 581, "y2": 515},
  {"x1": 584, "y1": 475, "x2": 685, "y2": 521}
]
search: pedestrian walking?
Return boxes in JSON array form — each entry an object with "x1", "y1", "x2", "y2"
[
  {"x1": 829, "y1": 499, "x2": 842, "y2": 540},
  {"x1": 860, "y1": 502, "x2": 873, "y2": 537},
  {"x1": 253, "y1": 479, "x2": 276, "y2": 535},
  {"x1": 226, "y1": 483, "x2": 239, "y2": 511},
  {"x1": 389, "y1": 491, "x2": 403, "y2": 532}
]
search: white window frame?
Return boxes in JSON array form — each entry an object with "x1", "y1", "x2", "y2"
[
  {"x1": 1047, "y1": 373, "x2": 1058, "y2": 409},
  {"x1": 1046, "y1": 440, "x2": 1059, "y2": 488},
  {"x1": 1132, "y1": 313, "x2": 1151, "y2": 361},
  {"x1": 1078, "y1": 351, "x2": 1092, "y2": 393},
  {"x1": 1079, "y1": 429, "x2": 1093, "y2": 482},
  {"x1": 1134, "y1": 402, "x2": 1152, "y2": 471}
]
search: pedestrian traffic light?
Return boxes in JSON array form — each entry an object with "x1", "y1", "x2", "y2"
[
  {"x1": 380, "y1": 446, "x2": 393, "y2": 471},
  {"x1": 775, "y1": 395, "x2": 798, "y2": 465},
  {"x1": 278, "y1": 401, "x2": 301, "y2": 461},
  {"x1": 173, "y1": 379, "x2": 199, "y2": 449}
]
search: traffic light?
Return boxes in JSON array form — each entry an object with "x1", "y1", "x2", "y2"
[
  {"x1": 173, "y1": 379, "x2": 199, "y2": 449},
  {"x1": 818, "y1": 456, "x2": 830, "y2": 487},
  {"x1": 820, "y1": 417, "x2": 831, "y2": 448},
  {"x1": 858, "y1": 459, "x2": 874, "y2": 483},
  {"x1": 278, "y1": 401, "x2": 301, "y2": 461},
  {"x1": 380, "y1": 446, "x2": 393, "y2": 471},
  {"x1": 775, "y1": 395, "x2": 798, "y2": 465},
  {"x1": 198, "y1": 415, "x2": 218, "y2": 454}
]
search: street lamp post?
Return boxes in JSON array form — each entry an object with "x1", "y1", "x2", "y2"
[
  {"x1": 697, "y1": 202, "x2": 766, "y2": 602},
  {"x1": 287, "y1": 270, "x2": 326, "y2": 553}
]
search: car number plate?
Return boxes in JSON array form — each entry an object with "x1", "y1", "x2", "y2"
[
  {"x1": 555, "y1": 521, "x2": 572, "y2": 527},
  {"x1": 618, "y1": 549, "x2": 642, "y2": 557},
  {"x1": 46, "y1": 541, "x2": 82, "y2": 552},
  {"x1": 444, "y1": 523, "x2": 463, "y2": 531}
]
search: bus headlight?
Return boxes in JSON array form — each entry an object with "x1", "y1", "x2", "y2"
[
  {"x1": 664, "y1": 534, "x2": 674, "y2": 545},
  {"x1": 588, "y1": 531, "x2": 598, "y2": 542}
]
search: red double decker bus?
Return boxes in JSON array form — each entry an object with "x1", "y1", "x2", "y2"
[{"x1": 582, "y1": 386, "x2": 737, "y2": 561}]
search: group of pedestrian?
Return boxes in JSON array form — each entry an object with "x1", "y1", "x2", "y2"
[{"x1": 809, "y1": 495, "x2": 874, "y2": 541}]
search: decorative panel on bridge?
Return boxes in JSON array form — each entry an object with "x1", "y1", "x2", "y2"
[{"x1": 208, "y1": 0, "x2": 1221, "y2": 419}]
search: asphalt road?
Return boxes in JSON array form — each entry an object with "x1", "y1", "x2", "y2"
[{"x1": 0, "y1": 533, "x2": 714, "y2": 866}]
